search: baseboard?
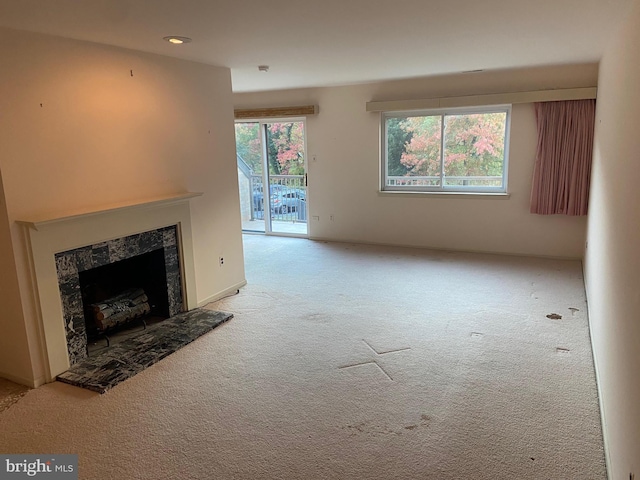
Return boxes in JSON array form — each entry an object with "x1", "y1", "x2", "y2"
[
  {"x1": 582, "y1": 267, "x2": 613, "y2": 480},
  {"x1": 197, "y1": 280, "x2": 247, "y2": 308},
  {"x1": 0, "y1": 370, "x2": 45, "y2": 389},
  {"x1": 307, "y1": 235, "x2": 582, "y2": 261}
]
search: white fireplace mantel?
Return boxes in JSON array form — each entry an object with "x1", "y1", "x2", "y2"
[
  {"x1": 17, "y1": 192, "x2": 202, "y2": 230},
  {"x1": 18, "y1": 192, "x2": 202, "y2": 383}
]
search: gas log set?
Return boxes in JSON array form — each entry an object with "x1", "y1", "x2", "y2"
[{"x1": 89, "y1": 287, "x2": 151, "y2": 333}]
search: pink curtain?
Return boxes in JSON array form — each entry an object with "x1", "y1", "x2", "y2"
[{"x1": 530, "y1": 99, "x2": 596, "y2": 215}]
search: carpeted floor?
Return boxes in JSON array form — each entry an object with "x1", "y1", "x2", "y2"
[
  {"x1": 0, "y1": 379, "x2": 30, "y2": 413},
  {"x1": 0, "y1": 235, "x2": 605, "y2": 479}
]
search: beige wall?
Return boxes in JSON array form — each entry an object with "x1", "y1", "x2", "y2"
[
  {"x1": 235, "y1": 64, "x2": 596, "y2": 258},
  {"x1": 0, "y1": 28, "x2": 245, "y2": 385},
  {"x1": 585, "y1": 1, "x2": 640, "y2": 477},
  {"x1": 0, "y1": 170, "x2": 33, "y2": 384}
]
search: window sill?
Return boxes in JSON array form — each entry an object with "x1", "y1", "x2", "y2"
[{"x1": 378, "y1": 190, "x2": 511, "y2": 199}]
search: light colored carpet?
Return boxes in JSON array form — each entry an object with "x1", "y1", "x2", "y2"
[
  {"x1": 0, "y1": 378, "x2": 30, "y2": 413},
  {"x1": 0, "y1": 235, "x2": 605, "y2": 479}
]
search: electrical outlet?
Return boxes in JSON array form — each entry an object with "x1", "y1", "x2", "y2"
[{"x1": 219, "y1": 256, "x2": 224, "y2": 266}]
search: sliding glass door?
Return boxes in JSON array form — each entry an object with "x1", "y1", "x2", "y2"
[{"x1": 235, "y1": 119, "x2": 308, "y2": 236}]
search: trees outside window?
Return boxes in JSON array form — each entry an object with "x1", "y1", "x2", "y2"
[
  {"x1": 382, "y1": 107, "x2": 510, "y2": 192},
  {"x1": 235, "y1": 122, "x2": 305, "y2": 176}
]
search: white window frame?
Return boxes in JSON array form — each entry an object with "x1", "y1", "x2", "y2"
[
  {"x1": 234, "y1": 117, "x2": 310, "y2": 238},
  {"x1": 380, "y1": 104, "x2": 512, "y2": 194}
]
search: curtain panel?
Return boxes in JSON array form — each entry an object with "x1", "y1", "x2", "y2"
[{"x1": 530, "y1": 99, "x2": 596, "y2": 215}]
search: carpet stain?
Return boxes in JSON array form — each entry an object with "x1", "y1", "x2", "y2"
[
  {"x1": 470, "y1": 332, "x2": 484, "y2": 338},
  {"x1": 344, "y1": 422, "x2": 366, "y2": 435},
  {"x1": 344, "y1": 415, "x2": 431, "y2": 437},
  {"x1": 342, "y1": 422, "x2": 397, "y2": 437},
  {"x1": 556, "y1": 347, "x2": 571, "y2": 355},
  {"x1": 546, "y1": 313, "x2": 563, "y2": 320},
  {"x1": 404, "y1": 416, "x2": 431, "y2": 430},
  {"x1": 341, "y1": 414, "x2": 431, "y2": 437},
  {"x1": 569, "y1": 307, "x2": 580, "y2": 315},
  {"x1": 306, "y1": 313, "x2": 331, "y2": 324}
]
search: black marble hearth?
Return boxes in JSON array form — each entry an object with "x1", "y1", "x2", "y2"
[
  {"x1": 57, "y1": 308, "x2": 233, "y2": 393},
  {"x1": 55, "y1": 226, "x2": 183, "y2": 366}
]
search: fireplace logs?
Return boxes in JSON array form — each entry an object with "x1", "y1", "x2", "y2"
[{"x1": 91, "y1": 288, "x2": 151, "y2": 332}]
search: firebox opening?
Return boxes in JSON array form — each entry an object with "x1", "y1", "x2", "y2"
[{"x1": 79, "y1": 249, "x2": 170, "y2": 353}]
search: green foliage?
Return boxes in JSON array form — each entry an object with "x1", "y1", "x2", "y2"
[
  {"x1": 234, "y1": 123, "x2": 262, "y2": 174},
  {"x1": 387, "y1": 111, "x2": 506, "y2": 186},
  {"x1": 235, "y1": 122, "x2": 306, "y2": 176},
  {"x1": 266, "y1": 126, "x2": 282, "y2": 175},
  {"x1": 267, "y1": 122, "x2": 305, "y2": 175},
  {"x1": 442, "y1": 113, "x2": 506, "y2": 182},
  {"x1": 399, "y1": 115, "x2": 442, "y2": 176},
  {"x1": 386, "y1": 118, "x2": 413, "y2": 176}
]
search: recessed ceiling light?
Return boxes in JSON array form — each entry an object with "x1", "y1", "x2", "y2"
[{"x1": 163, "y1": 36, "x2": 192, "y2": 45}]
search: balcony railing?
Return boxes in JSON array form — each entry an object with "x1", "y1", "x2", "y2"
[
  {"x1": 387, "y1": 175, "x2": 502, "y2": 187},
  {"x1": 250, "y1": 175, "x2": 307, "y2": 222}
]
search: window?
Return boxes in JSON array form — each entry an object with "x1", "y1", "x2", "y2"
[{"x1": 381, "y1": 106, "x2": 511, "y2": 193}]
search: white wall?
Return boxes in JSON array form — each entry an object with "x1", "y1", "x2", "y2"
[
  {"x1": 0, "y1": 28, "x2": 245, "y2": 386},
  {"x1": 585, "y1": 1, "x2": 640, "y2": 477},
  {"x1": 0, "y1": 170, "x2": 33, "y2": 385},
  {"x1": 235, "y1": 64, "x2": 596, "y2": 258}
]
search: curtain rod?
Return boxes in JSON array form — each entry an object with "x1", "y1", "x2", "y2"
[
  {"x1": 366, "y1": 87, "x2": 597, "y2": 112},
  {"x1": 235, "y1": 105, "x2": 318, "y2": 119}
]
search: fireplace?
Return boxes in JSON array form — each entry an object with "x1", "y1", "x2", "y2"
[
  {"x1": 80, "y1": 249, "x2": 169, "y2": 343},
  {"x1": 55, "y1": 226, "x2": 184, "y2": 366},
  {"x1": 18, "y1": 193, "x2": 201, "y2": 383}
]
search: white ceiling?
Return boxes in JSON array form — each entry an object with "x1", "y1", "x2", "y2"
[{"x1": 0, "y1": 0, "x2": 633, "y2": 92}]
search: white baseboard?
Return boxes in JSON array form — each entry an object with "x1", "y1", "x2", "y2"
[
  {"x1": 197, "y1": 280, "x2": 247, "y2": 308},
  {"x1": 582, "y1": 268, "x2": 613, "y2": 480},
  {"x1": 0, "y1": 370, "x2": 46, "y2": 389},
  {"x1": 308, "y1": 235, "x2": 582, "y2": 261}
]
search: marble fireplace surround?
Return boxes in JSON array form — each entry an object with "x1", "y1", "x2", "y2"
[
  {"x1": 56, "y1": 225, "x2": 184, "y2": 367},
  {"x1": 18, "y1": 193, "x2": 200, "y2": 382}
]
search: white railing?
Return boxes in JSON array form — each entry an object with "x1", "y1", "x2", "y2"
[
  {"x1": 250, "y1": 175, "x2": 307, "y2": 222},
  {"x1": 387, "y1": 175, "x2": 502, "y2": 187}
]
